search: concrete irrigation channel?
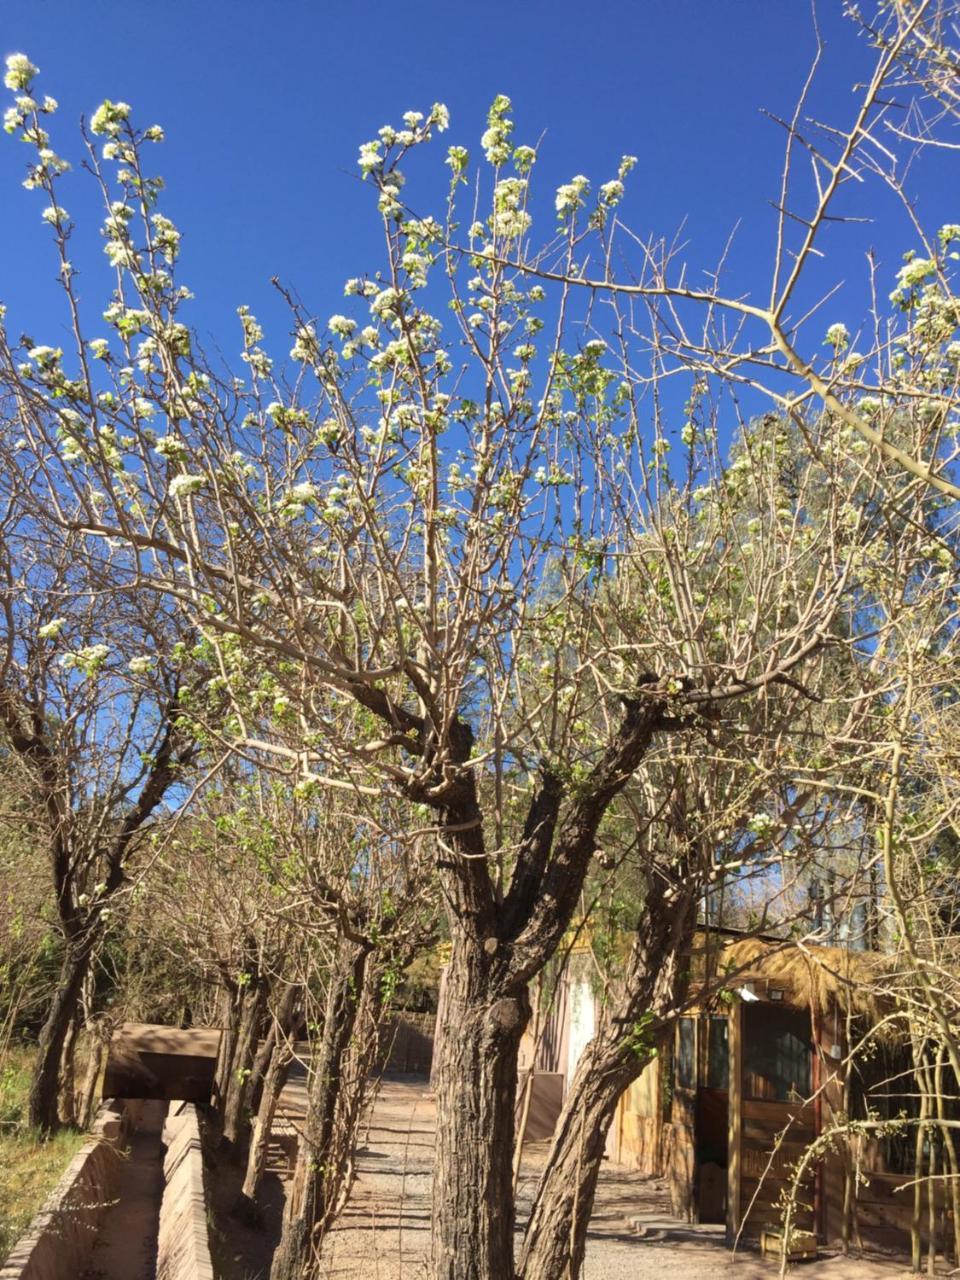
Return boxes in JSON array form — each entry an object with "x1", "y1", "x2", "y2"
[{"x1": 0, "y1": 1097, "x2": 214, "y2": 1280}]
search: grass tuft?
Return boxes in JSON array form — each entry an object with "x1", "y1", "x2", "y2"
[{"x1": 0, "y1": 1044, "x2": 87, "y2": 1262}]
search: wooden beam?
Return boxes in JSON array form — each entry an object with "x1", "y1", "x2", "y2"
[{"x1": 727, "y1": 1000, "x2": 743, "y2": 1244}]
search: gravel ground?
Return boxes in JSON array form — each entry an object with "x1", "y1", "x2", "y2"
[{"x1": 316, "y1": 1077, "x2": 925, "y2": 1280}]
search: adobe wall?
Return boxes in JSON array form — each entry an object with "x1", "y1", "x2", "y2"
[{"x1": 156, "y1": 1101, "x2": 214, "y2": 1280}]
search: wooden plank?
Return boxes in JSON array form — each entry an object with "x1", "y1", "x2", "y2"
[
  {"x1": 743, "y1": 1117, "x2": 815, "y2": 1144},
  {"x1": 742, "y1": 1098, "x2": 815, "y2": 1125},
  {"x1": 743, "y1": 1203, "x2": 815, "y2": 1227},
  {"x1": 740, "y1": 1141, "x2": 811, "y2": 1181},
  {"x1": 857, "y1": 1173, "x2": 927, "y2": 1206},
  {"x1": 618, "y1": 1114, "x2": 662, "y2": 1175},
  {"x1": 111, "y1": 1021, "x2": 222, "y2": 1056},
  {"x1": 761, "y1": 1229, "x2": 817, "y2": 1261},
  {"x1": 742, "y1": 1210, "x2": 816, "y2": 1237},
  {"x1": 742, "y1": 1176, "x2": 815, "y2": 1205}
]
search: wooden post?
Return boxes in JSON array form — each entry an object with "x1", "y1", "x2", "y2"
[
  {"x1": 811, "y1": 1003, "x2": 824, "y2": 1243},
  {"x1": 727, "y1": 999, "x2": 743, "y2": 1245}
]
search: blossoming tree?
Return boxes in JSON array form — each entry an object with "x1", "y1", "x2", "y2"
[
  {"x1": 0, "y1": 2, "x2": 957, "y2": 1270},
  {"x1": 0, "y1": 503, "x2": 200, "y2": 1131}
]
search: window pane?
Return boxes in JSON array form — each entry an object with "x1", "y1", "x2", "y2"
[
  {"x1": 743, "y1": 1006, "x2": 811, "y2": 1102},
  {"x1": 677, "y1": 1017, "x2": 696, "y2": 1089},
  {"x1": 706, "y1": 1016, "x2": 729, "y2": 1090},
  {"x1": 660, "y1": 1040, "x2": 674, "y2": 1119}
]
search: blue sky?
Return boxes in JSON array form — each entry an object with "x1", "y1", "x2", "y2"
[{"x1": 0, "y1": 1, "x2": 952, "y2": 402}]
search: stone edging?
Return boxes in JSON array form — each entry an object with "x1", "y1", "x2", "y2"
[
  {"x1": 156, "y1": 1101, "x2": 214, "y2": 1280},
  {"x1": 0, "y1": 1098, "x2": 137, "y2": 1280}
]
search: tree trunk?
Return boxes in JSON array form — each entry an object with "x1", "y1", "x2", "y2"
[
  {"x1": 213, "y1": 979, "x2": 239, "y2": 1115},
  {"x1": 430, "y1": 938, "x2": 531, "y2": 1280},
  {"x1": 28, "y1": 941, "x2": 92, "y2": 1133},
  {"x1": 58, "y1": 1013, "x2": 79, "y2": 1127},
  {"x1": 249, "y1": 982, "x2": 299, "y2": 1117},
  {"x1": 247, "y1": 1021, "x2": 278, "y2": 1119},
  {"x1": 270, "y1": 938, "x2": 370, "y2": 1280},
  {"x1": 237, "y1": 1037, "x2": 294, "y2": 1215},
  {"x1": 222, "y1": 977, "x2": 267, "y2": 1151},
  {"x1": 78, "y1": 1024, "x2": 107, "y2": 1130},
  {"x1": 518, "y1": 892, "x2": 695, "y2": 1280},
  {"x1": 518, "y1": 1039, "x2": 644, "y2": 1280}
]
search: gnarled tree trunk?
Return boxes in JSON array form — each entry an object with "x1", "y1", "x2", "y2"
[
  {"x1": 425, "y1": 696, "x2": 666, "y2": 1280},
  {"x1": 222, "y1": 975, "x2": 268, "y2": 1151},
  {"x1": 270, "y1": 937, "x2": 371, "y2": 1280},
  {"x1": 519, "y1": 1038, "x2": 647, "y2": 1280},
  {"x1": 249, "y1": 981, "x2": 300, "y2": 1117},
  {"x1": 430, "y1": 938, "x2": 531, "y2": 1280},
  {"x1": 58, "y1": 1012, "x2": 79, "y2": 1126},
  {"x1": 518, "y1": 889, "x2": 695, "y2": 1280},
  {"x1": 237, "y1": 1035, "x2": 294, "y2": 1216},
  {"x1": 78, "y1": 1020, "x2": 109, "y2": 1130},
  {"x1": 28, "y1": 940, "x2": 92, "y2": 1132},
  {"x1": 212, "y1": 978, "x2": 238, "y2": 1114}
]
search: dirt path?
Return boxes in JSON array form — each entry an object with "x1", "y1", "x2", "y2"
[
  {"x1": 319, "y1": 1076, "x2": 434, "y2": 1278},
  {"x1": 206, "y1": 1057, "x2": 309, "y2": 1280},
  {"x1": 82, "y1": 1098, "x2": 167, "y2": 1280},
  {"x1": 209, "y1": 1070, "x2": 925, "y2": 1278},
  {"x1": 315, "y1": 1077, "x2": 922, "y2": 1280}
]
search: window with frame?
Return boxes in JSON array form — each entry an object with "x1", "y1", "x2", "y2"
[
  {"x1": 677, "y1": 1016, "x2": 696, "y2": 1090},
  {"x1": 706, "y1": 1015, "x2": 729, "y2": 1090},
  {"x1": 743, "y1": 1005, "x2": 811, "y2": 1102},
  {"x1": 660, "y1": 1039, "x2": 674, "y2": 1120}
]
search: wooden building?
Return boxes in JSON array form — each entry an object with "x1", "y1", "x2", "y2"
[{"x1": 605, "y1": 934, "x2": 945, "y2": 1254}]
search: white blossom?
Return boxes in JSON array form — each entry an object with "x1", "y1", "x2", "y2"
[
  {"x1": 481, "y1": 94, "x2": 513, "y2": 165},
  {"x1": 599, "y1": 179, "x2": 624, "y2": 206},
  {"x1": 60, "y1": 644, "x2": 110, "y2": 675},
  {"x1": 38, "y1": 617, "x2": 66, "y2": 640},
  {"x1": 358, "y1": 140, "x2": 382, "y2": 174},
  {"x1": 28, "y1": 345, "x2": 62, "y2": 367},
  {"x1": 370, "y1": 287, "x2": 402, "y2": 320},
  {"x1": 287, "y1": 482, "x2": 317, "y2": 504},
  {"x1": 824, "y1": 323, "x2": 849, "y2": 351},
  {"x1": 555, "y1": 175, "x2": 590, "y2": 217},
  {"x1": 4, "y1": 54, "x2": 38, "y2": 92},
  {"x1": 154, "y1": 436, "x2": 187, "y2": 461},
  {"x1": 168, "y1": 473, "x2": 204, "y2": 499},
  {"x1": 327, "y1": 314, "x2": 357, "y2": 338},
  {"x1": 290, "y1": 323, "x2": 319, "y2": 361},
  {"x1": 90, "y1": 100, "x2": 131, "y2": 137}
]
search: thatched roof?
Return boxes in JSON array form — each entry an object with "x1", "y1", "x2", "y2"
[{"x1": 695, "y1": 933, "x2": 891, "y2": 1024}]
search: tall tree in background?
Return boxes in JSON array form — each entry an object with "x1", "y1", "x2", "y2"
[{"x1": 0, "y1": 509, "x2": 199, "y2": 1131}]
